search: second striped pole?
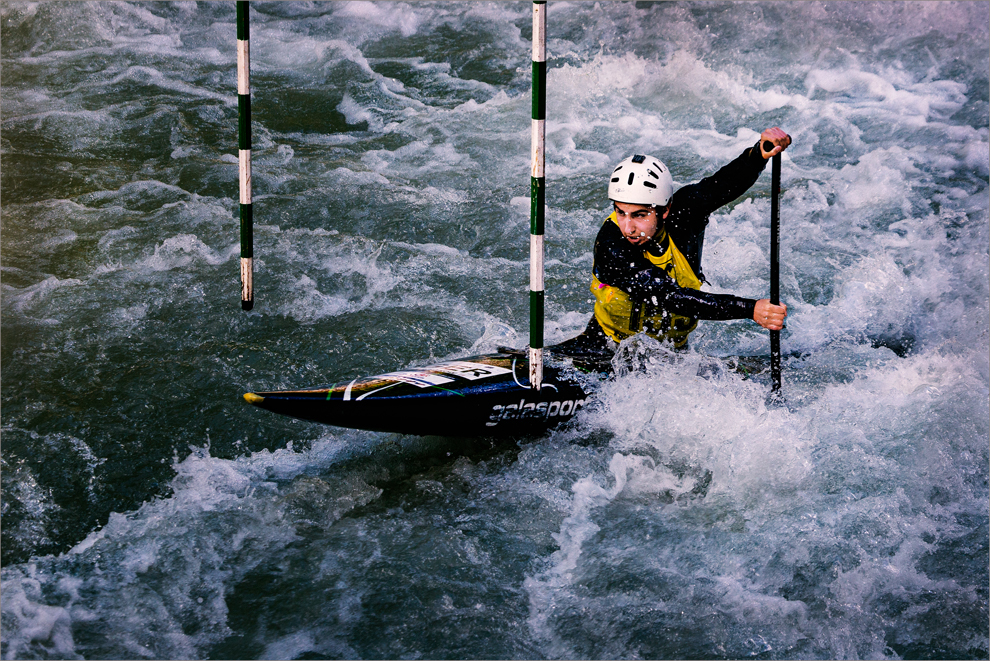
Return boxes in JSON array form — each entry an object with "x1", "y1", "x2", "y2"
[
  {"x1": 529, "y1": 0, "x2": 546, "y2": 390},
  {"x1": 238, "y1": 0, "x2": 253, "y2": 311}
]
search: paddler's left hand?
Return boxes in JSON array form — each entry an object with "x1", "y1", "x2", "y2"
[
  {"x1": 754, "y1": 299, "x2": 787, "y2": 330},
  {"x1": 759, "y1": 127, "x2": 791, "y2": 159}
]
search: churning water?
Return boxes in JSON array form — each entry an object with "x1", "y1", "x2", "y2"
[{"x1": 2, "y1": 2, "x2": 988, "y2": 659}]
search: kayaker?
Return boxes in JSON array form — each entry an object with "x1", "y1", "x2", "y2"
[{"x1": 549, "y1": 127, "x2": 791, "y2": 358}]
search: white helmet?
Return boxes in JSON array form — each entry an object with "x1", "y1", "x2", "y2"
[{"x1": 608, "y1": 154, "x2": 674, "y2": 207}]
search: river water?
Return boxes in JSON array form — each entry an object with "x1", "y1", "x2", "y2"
[{"x1": 2, "y1": 2, "x2": 988, "y2": 659}]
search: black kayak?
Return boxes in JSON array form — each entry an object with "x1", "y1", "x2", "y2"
[{"x1": 244, "y1": 350, "x2": 604, "y2": 436}]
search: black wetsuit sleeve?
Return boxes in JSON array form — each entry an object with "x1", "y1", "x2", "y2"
[
  {"x1": 625, "y1": 267, "x2": 757, "y2": 320},
  {"x1": 593, "y1": 221, "x2": 757, "y2": 321},
  {"x1": 664, "y1": 142, "x2": 770, "y2": 277},
  {"x1": 666, "y1": 142, "x2": 768, "y2": 238}
]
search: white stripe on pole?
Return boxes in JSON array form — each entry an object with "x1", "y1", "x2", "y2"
[
  {"x1": 531, "y1": 119, "x2": 545, "y2": 179},
  {"x1": 530, "y1": 234, "x2": 544, "y2": 290},
  {"x1": 239, "y1": 150, "x2": 251, "y2": 204},
  {"x1": 237, "y1": 39, "x2": 250, "y2": 95},
  {"x1": 241, "y1": 258, "x2": 252, "y2": 301},
  {"x1": 533, "y1": 2, "x2": 546, "y2": 62}
]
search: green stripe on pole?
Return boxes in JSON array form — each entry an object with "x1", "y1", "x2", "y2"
[
  {"x1": 238, "y1": 95, "x2": 251, "y2": 149},
  {"x1": 530, "y1": 177, "x2": 545, "y2": 235},
  {"x1": 529, "y1": 290, "x2": 544, "y2": 348},
  {"x1": 531, "y1": 61, "x2": 546, "y2": 120},
  {"x1": 237, "y1": 1, "x2": 249, "y2": 40},
  {"x1": 240, "y1": 204, "x2": 253, "y2": 258}
]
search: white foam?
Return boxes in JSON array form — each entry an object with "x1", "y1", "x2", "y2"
[
  {"x1": 137, "y1": 234, "x2": 226, "y2": 272},
  {"x1": 0, "y1": 576, "x2": 80, "y2": 660},
  {"x1": 523, "y1": 339, "x2": 987, "y2": 655},
  {"x1": 2, "y1": 276, "x2": 84, "y2": 316},
  {"x1": 77, "y1": 180, "x2": 193, "y2": 212},
  {"x1": 332, "y1": 2, "x2": 424, "y2": 39}
]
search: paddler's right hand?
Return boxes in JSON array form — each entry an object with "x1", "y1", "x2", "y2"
[{"x1": 754, "y1": 299, "x2": 787, "y2": 331}]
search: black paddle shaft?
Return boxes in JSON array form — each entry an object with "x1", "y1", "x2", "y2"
[{"x1": 764, "y1": 140, "x2": 782, "y2": 394}]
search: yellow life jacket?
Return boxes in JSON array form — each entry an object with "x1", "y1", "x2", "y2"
[{"x1": 591, "y1": 212, "x2": 702, "y2": 348}]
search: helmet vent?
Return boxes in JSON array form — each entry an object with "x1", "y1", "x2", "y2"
[
  {"x1": 647, "y1": 169, "x2": 659, "y2": 179},
  {"x1": 627, "y1": 172, "x2": 635, "y2": 185},
  {"x1": 643, "y1": 181, "x2": 657, "y2": 189}
]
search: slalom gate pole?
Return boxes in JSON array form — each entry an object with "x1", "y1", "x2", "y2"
[
  {"x1": 529, "y1": 0, "x2": 546, "y2": 390},
  {"x1": 766, "y1": 141, "x2": 782, "y2": 395},
  {"x1": 238, "y1": 1, "x2": 254, "y2": 311}
]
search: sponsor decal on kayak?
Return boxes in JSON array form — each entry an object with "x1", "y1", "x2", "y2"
[
  {"x1": 486, "y1": 397, "x2": 589, "y2": 426},
  {"x1": 379, "y1": 371, "x2": 455, "y2": 388},
  {"x1": 433, "y1": 361, "x2": 513, "y2": 380},
  {"x1": 377, "y1": 361, "x2": 513, "y2": 389}
]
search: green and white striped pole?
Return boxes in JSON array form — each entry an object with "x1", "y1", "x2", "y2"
[
  {"x1": 237, "y1": 0, "x2": 253, "y2": 311},
  {"x1": 529, "y1": 0, "x2": 546, "y2": 390}
]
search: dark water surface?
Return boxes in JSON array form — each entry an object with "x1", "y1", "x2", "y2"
[{"x1": 2, "y1": 2, "x2": 988, "y2": 658}]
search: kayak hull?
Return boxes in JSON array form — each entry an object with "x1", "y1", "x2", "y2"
[{"x1": 244, "y1": 352, "x2": 595, "y2": 436}]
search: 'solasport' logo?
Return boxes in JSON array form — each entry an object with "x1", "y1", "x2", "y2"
[{"x1": 486, "y1": 397, "x2": 588, "y2": 426}]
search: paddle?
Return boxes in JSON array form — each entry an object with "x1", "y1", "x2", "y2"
[{"x1": 763, "y1": 140, "x2": 782, "y2": 398}]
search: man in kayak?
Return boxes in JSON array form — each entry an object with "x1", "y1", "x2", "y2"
[{"x1": 548, "y1": 127, "x2": 791, "y2": 358}]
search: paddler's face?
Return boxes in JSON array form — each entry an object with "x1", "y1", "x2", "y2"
[{"x1": 614, "y1": 202, "x2": 669, "y2": 246}]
